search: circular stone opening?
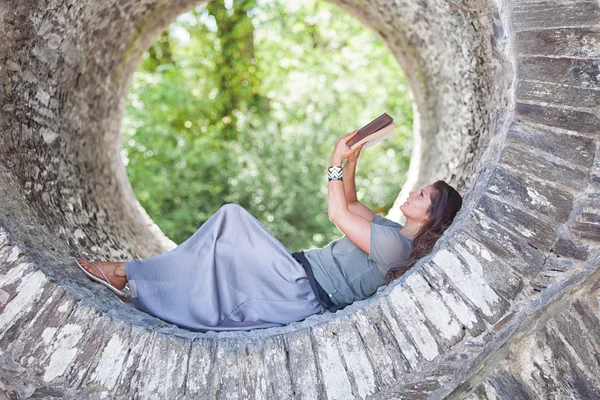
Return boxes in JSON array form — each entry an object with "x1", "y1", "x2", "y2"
[
  {"x1": 121, "y1": 1, "x2": 415, "y2": 252},
  {"x1": 0, "y1": 0, "x2": 509, "y2": 339}
]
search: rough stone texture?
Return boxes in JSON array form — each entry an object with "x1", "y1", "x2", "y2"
[
  {"x1": 448, "y1": 263, "x2": 600, "y2": 400},
  {"x1": 1, "y1": 0, "x2": 599, "y2": 398}
]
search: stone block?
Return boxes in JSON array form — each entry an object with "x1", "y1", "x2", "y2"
[
  {"x1": 572, "y1": 299, "x2": 600, "y2": 340},
  {"x1": 528, "y1": 252, "x2": 587, "y2": 293},
  {"x1": 24, "y1": 303, "x2": 112, "y2": 388},
  {"x1": 475, "y1": 193, "x2": 557, "y2": 251},
  {"x1": 517, "y1": 80, "x2": 600, "y2": 110},
  {"x1": 430, "y1": 249, "x2": 509, "y2": 324},
  {"x1": 420, "y1": 263, "x2": 487, "y2": 337},
  {"x1": 580, "y1": 212, "x2": 600, "y2": 223},
  {"x1": 333, "y1": 319, "x2": 378, "y2": 399},
  {"x1": 260, "y1": 335, "x2": 294, "y2": 399},
  {"x1": 541, "y1": 255, "x2": 577, "y2": 272},
  {"x1": 0, "y1": 267, "x2": 51, "y2": 339},
  {"x1": 499, "y1": 142, "x2": 588, "y2": 191},
  {"x1": 40, "y1": 127, "x2": 59, "y2": 144},
  {"x1": 554, "y1": 237, "x2": 589, "y2": 260},
  {"x1": 488, "y1": 370, "x2": 534, "y2": 400},
  {"x1": 460, "y1": 214, "x2": 545, "y2": 278},
  {"x1": 516, "y1": 102, "x2": 600, "y2": 137},
  {"x1": 0, "y1": 292, "x2": 81, "y2": 396},
  {"x1": 544, "y1": 321, "x2": 600, "y2": 399},
  {"x1": 552, "y1": 313, "x2": 600, "y2": 385},
  {"x1": 59, "y1": 310, "x2": 124, "y2": 389},
  {"x1": 350, "y1": 304, "x2": 408, "y2": 385},
  {"x1": 0, "y1": 235, "x2": 27, "y2": 276},
  {"x1": 488, "y1": 165, "x2": 574, "y2": 222},
  {"x1": 208, "y1": 338, "x2": 273, "y2": 399},
  {"x1": 111, "y1": 328, "x2": 158, "y2": 397},
  {"x1": 516, "y1": 28, "x2": 600, "y2": 58},
  {"x1": 378, "y1": 300, "x2": 422, "y2": 370},
  {"x1": 284, "y1": 330, "x2": 322, "y2": 400},
  {"x1": 569, "y1": 221, "x2": 600, "y2": 242},
  {"x1": 404, "y1": 272, "x2": 464, "y2": 348},
  {"x1": 132, "y1": 332, "x2": 190, "y2": 398},
  {"x1": 86, "y1": 325, "x2": 139, "y2": 393},
  {"x1": 471, "y1": 381, "x2": 502, "y2": 399},
  {"x1": 506, "y1": 121, "x2": 596, "y2": 169},
  {"x1": 513, "y1": 1, "x2": 600, "y2": 31},
  {"x1": 36, "y1": 323, "x2": 85, "y2": 385},
  {"x1": 380, "y1": 376, "x2": 446, "y2": 399},
  {"x1": 507, "y1": 331, "x2": 557, "y2": 395},
  {"x1": 311, "y1": 321, "x2": 355, "y2": 400},
  {"x1": 385, "y1": 287, "x2": 440, "y2": 362},
  {"x1": 518, "y1": 57, "x2": 600, "y2": 89},
  {"x1": 241, "y1": 339, "x2": 271, "y2": 399},
  {"x1": 0, "y1": 288, "x2": 73, "y2": 363},
  {"x1": 453, "y1": 233, "x2": 524, "y2": 300},
  {"x1": 184, "y1": 337, "x2": 216, "y2": 399},
  {"x1": 554, "y1": 224, "x2": 590, "y2": 260}
]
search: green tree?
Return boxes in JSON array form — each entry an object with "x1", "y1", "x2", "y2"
[{"x1": 205, "y1": 0, "x2": 266, "y2": 140}]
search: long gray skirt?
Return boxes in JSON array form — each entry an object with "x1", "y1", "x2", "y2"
[{"x1": 124, "y1": 203, "x2": 324, "y2": 332}]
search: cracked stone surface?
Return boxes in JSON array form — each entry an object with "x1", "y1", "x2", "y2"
[{"x1": 1, "y1": 0, "x2": 599, "y2": 398}]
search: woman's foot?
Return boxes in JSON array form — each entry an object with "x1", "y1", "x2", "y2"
[{"x1": 75, "y1": 257, "x2": 128, "y2": 291}]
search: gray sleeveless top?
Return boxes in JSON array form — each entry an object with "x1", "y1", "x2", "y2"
[{"x1": 303, "y1": 214, "x2": 414, "y2": 306}]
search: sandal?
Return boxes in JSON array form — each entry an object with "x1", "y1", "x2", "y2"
[{"x1": 75, "y1": 258, "x2": 127, "y2": 298}]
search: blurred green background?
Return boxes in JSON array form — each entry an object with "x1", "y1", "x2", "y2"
[{"x1": 121, "y1": 0, "x2": 413, "y2": 251}]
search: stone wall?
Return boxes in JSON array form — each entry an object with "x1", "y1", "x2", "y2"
[
  {"x1": 1, "y1": 0, "x2": 599, "y2": 398},
  {"x1": 448, "y1": 262, "x2": 600, "y2": 399}
]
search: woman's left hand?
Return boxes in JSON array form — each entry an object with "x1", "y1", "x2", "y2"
[{"x1": 331, "y1": 130, "x2": 360, "y2": 165}]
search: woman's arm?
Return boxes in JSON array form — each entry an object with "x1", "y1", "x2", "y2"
[
  {"x1": 342, "y1": 159, "x2": 359, "y2": 203},
  {"x1": 343, "y1": 147, "x2": 377, "y2": 221},
  {"x1": 327, "y1": 132, "x2": 371, "y2": 253}
]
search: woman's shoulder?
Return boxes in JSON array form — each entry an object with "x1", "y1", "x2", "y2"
[{"x1": 371, "y1": 214, "x2": 403, "y2": 229}]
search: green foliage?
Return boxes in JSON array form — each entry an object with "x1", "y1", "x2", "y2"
[{"x1": 122, "y1": 0, "x2": 413, "y2": 251}]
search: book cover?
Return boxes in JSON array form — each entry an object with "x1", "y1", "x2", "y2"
[{"x1": 347, "y1": 112, "x2": 396, "y2": 149}]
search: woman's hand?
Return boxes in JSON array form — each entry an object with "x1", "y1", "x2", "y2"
[
  {"x1": 331, "y1": 130, "x2": 360, "y2": 165},
  {"x1": 346, "y1": 142, "x2": 365, "y2": 163}
]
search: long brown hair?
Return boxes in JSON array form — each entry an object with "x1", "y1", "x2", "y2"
[{"x1": 383, "y1": 180, "x2": 463, "y2": 285}]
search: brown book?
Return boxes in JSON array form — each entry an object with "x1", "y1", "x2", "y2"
[{"x1": 346, "y1": 112, "x2": 397, "y2": 150}]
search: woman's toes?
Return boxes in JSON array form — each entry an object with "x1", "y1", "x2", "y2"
[
  {"x1": 77, "y1": 258, "x2": 91, "y2": 272},
  {"x1": 79, "y1": 258, "x2": 99, "y2": 276},
  {"x1": 77, "y1": 258, "x2": 128, "y2": 291}
]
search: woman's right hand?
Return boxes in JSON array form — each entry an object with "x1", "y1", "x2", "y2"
[{"x1": 346, "y1": 143, "x2": 365, "y2": 163}]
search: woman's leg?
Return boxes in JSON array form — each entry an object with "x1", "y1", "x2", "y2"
[{"x1": 76, "y1": 257, "x2": 128, "y2": 291}]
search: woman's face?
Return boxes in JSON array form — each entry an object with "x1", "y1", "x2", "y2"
[{"x1": 400, "y1": 184, "x2": 435, "y2": 222}]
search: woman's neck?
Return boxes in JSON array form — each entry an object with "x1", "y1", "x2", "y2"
[{"x1": 399, "y1": 221, "x2": 419, "y2": 241}]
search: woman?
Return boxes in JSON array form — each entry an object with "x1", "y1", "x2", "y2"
[{"x1": 75, "y1": 130, "x2": 463, "y2": 332}]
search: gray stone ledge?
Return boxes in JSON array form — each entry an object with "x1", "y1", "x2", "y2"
[
  {"x1": 513, "y1": 1, "x2": 600, "y2": 32},
  {"x1": 516, "y1": 27, "x2": 600, "y2": 58}
]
